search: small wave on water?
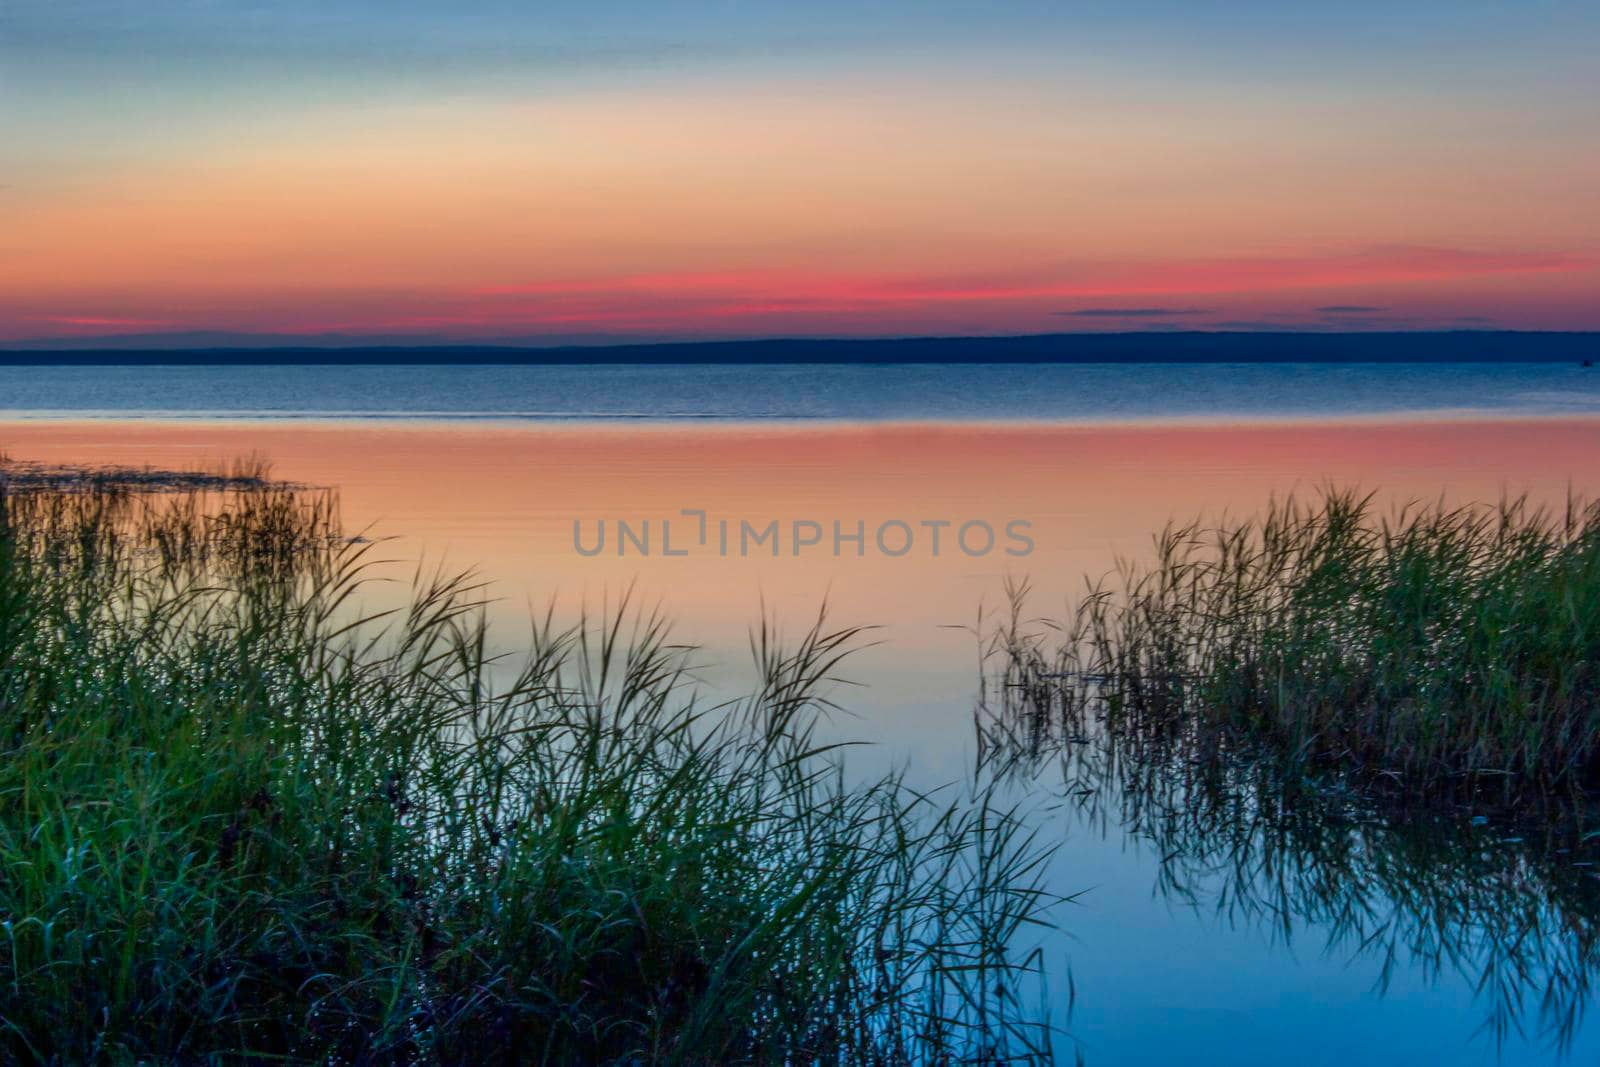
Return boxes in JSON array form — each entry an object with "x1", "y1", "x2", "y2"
[{"x1": 1504, "y1": 390, "x2": 1600, "y2": 412}]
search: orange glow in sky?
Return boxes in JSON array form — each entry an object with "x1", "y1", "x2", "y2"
[{"x1": 5, "y1": 5, "x2": 1598, "y2": 342}]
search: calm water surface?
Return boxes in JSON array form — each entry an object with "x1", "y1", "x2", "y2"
[
  {"x1": 5, "y1": 360, "x2": 1600, "y2": 422},
  {"x1": 5, "y1": 361, "x2": 1600, "y2": 1064}
]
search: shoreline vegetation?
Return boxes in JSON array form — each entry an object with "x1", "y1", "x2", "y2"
[
  {"x1": 0, "y1": 460, "x2": 1055, "y2": 1064},
  {"x1": 973, "y1": 490, "x2": 1600, "y2": 1054},
  {"x1": 984, "y1": 489, "x2": 1600, "y2": 807},
  {"x1": 0, "y1": 454, "x2": 296, "y2": 494}
]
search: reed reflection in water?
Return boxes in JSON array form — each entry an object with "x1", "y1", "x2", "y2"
[{"x1": 979, "y1": 603, "x2": 1600, "y2": 1057}]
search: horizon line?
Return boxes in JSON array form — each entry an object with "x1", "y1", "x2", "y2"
[{"x1": 2, "y1": 329, "x2": 1599, "y2": 367}]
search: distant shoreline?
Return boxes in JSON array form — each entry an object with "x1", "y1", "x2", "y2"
[{"x1": 3, "y1": 330, "x2": 1597, "y2": 366}]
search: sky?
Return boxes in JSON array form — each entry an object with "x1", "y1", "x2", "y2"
[{"x1": 3, "y1": 1, "x2": 1598, "y2": 344}]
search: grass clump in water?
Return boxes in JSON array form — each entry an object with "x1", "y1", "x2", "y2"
[
  {"x1": 0, "y1": 469, "x2": 1054, "y2": 1063},
  {"x1": 1000, "y1": 488, "x2": 1600, "y2": 804}
]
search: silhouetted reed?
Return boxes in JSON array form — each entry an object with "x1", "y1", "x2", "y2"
[
  {"x1": 976, "y1": 541, "x2": 1600, "y2": 1056},
  {"x1": 986, "y1": 489, "x2": 1600, "y2": 805},
  {"x1": 0, "y1": 466, "x2": 1055, "y2": 1064}
]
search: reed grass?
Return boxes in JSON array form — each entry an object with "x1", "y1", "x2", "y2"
[
  {"x1": 0, "y1": 468, "x2": 1054, "y2": 1064},
  {"x1": 969, "y1": 487, "x2": 1600, "y2": 1057},
  {"x1": 989, "y1": 488, "x2": 1600, "y2": 804}
]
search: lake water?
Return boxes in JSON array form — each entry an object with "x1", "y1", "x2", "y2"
[
  {"x1": 6, "y1": 361, "x2": 1600, "y2": 423},
  {"x1": 5, "y1": 361, "x2": 1600, "y2": 1064}
]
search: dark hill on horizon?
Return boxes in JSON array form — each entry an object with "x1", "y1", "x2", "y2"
[{"x1": 2, "y1": 331, "x2": 1597, "y2": 366}]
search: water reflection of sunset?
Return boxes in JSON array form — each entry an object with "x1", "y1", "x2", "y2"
[{"x1": 5, "y1": 418, "x2": 1596, "y2": 736}]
